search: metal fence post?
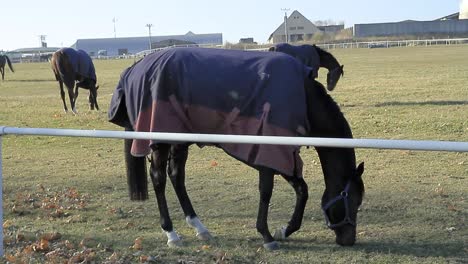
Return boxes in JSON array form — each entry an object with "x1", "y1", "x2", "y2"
[{"x1": 0, "y1": 135, "x2": 4, "y2": 257}]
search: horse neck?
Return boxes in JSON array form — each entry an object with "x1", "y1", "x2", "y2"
[
  {"x1": 316, "y1": 147, "x2": 356, "y2": 194},
  {"x1": 316, "y1": 48, "x2": 339, "y2": 71},
  {"x1": 305, "y1": 81, "x2": 355, "y2": 192}
]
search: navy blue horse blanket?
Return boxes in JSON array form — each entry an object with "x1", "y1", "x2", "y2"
[
  {"x1": 108, "y1": 47, "x2": 313, "y2": 177},
  {"x1": 269, "y1": 43, "x2": 320, "y2": 79},
  {"x1": 54, "y1": 48, "x2": 96, "y2": 88}
]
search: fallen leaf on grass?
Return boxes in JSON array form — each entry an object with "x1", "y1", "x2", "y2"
[
  {"x1": 41, "y1": 232, "x2": 62, "y2": 241},
  {"x1": 447, "y1": 204, "x2": 459, "y2": 211},
  {"x1": 33, "y1": 238, "x2": 49, "y2": 252},
  {"x1": 201, "y1": 245, "x2": 211, "y2": 250},
  {"x1": 65, "y1": 240, "x2": 75, "y2": 249},
  {"x1": 3, "y1": 220, "x2": 13, "y2": 228},
  {"x1": 132, "y1": 237, "x2": 143, "y2": 250},
  {"x1": 210, "y1": 160, "x2": 218, "y2": 167}
]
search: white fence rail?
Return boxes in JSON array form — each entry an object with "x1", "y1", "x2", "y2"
[
  {"x1": 1, "y1": 126, "x2": 468, "y2": 256},
  {"x1": 131, "y1": 38, "x2": 468, "y2": 59},
  {"x1": 317, "y1": 37, "x2": 468, "y2": 50}
]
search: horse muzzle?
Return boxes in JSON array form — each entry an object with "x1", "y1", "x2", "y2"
[{"x1": 334, "y1": 225, "x2": 356, "y2": 246}]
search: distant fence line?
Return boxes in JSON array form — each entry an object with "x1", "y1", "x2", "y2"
[
  {"x1": 316, "y1": 37, "x2": 468, "y2": 49},
  {"x1": 6, "y1": 37, "x2": 468, "y2": 63},
  {"x1": 129, "y1": 37, "x2": 468, "y2": 58}
]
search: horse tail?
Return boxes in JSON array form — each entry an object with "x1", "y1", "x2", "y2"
[
  {"x1": 55, "y1": 51, "x2": 75, "y2": 89},
  {"x1": 5, "y1": 56, "x2": 14, "y2": 72},
  {"x1": 124, "y1": 127, "x2": 149, "y2": 201}
]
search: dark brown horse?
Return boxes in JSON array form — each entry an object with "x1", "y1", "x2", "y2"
[
  {"x1": 269, "y1": 43, "x2": 344, "y2": 91},
  {"x1": 50, "y1": 48, "x2": 99, "y2": 114},
  {"x1": 109, "y1": 47, "x2": 364, "y2": 250},
  {"x1": 0, "y1": 55, "x2": 14, "y2": 81}
]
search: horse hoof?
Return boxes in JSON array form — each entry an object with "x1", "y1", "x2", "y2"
[
  {"x1": 273, "y1": 226, "x2": 287, "y2": 241},
  {"x1": 167, "y1": 239, "x2": 183, "y2": 248},
  {"x1": 197, "y1": 231, "x2": 213, "y2": 241},
  {"x1": 263, "y1": 241, "x2": 280, "y2": 251}
]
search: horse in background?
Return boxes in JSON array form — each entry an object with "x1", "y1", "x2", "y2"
[
  {"x1": 109, "y1": 47, "x2": 365, "y2": 250},
  {"x1": 0, "y1": 55, "x2": 14, "y2": 81},
  {"x1": 50, "y1": 48, "x2": 99, "y2": 114},
  {"x1": 269, "y1": 43, "x2": 344, "y2": 91}
]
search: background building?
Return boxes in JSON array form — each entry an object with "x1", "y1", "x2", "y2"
[
  {"x1": 268, "y1": 10, "x2": 322, "y2": 43},
  {"x1": 71, "y1": 31, "x2": 223, "y2": 57},
  {"x1": 354, "y1": 3, "x2": 468, "y2": 38}
]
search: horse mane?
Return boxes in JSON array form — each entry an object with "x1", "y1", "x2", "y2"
[
  {"x1": 307, "y1": 80, "x2": 353, "y2": 139},
  {"x1": 313, "y1": 45, "x2": 340, "y2": 70}
]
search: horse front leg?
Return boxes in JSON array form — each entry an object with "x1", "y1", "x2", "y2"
[
  {"x1": 1, "y1": 67, "x2": 4, "y2": 80},
  {"x1": 257, "y1": 168, "x2": 279, "y2": 250},
  {"x1": 149, "y1": 144, "x2": 182, "y2": 247},
  {"x1": 274, "y1": 176, "x2": 309, "y2": 240},
  {"x1": 168, "y1": 144, "x2": 212, "y2": 241}
]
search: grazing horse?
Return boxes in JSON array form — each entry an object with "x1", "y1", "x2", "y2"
[
  {"x1": 50, "y1": 48, "x2": 99, "y2": 114},
  {"x1": 108, "y1": 47, "x2": 365, "y2": 250},
  {"x1": 0, "y1": 54, "x2": 14, "y2": 81},
  {"x1": 269, "y1": 43, "x2": 344, "y2": 91}
]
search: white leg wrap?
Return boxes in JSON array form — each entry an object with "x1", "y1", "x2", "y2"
[
  {"x1": 164, "y1": 230, "x2": 180, "y2": 243},
  {"x1": 273, "y1": 226, "x2": 287, "y2": 240},
  {"x1": 186, "y1": 216, "x2": 208, "y2": 235}
]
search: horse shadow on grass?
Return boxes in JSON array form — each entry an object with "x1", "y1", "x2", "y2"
[
  {"x1": 10, "y1": 79, "x2": 55, "y2": 82},
  {"x1": 280, "y1": 239, "x2": 465, "y2": 260},
  {"x1": 375, "y1": 100, "x2": 468, "y2": 107}
]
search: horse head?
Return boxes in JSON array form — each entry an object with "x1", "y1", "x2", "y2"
[
  {"x1": 321, "y1": 162, "x2": 364, "y2": 246},
  {"x1": 326, "y1": 65, "x2": 344, "y2": 91}
]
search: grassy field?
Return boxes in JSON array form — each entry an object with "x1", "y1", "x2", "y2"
[{"x1": 0, "y1": 46, "x2": 466, "y2": 263}]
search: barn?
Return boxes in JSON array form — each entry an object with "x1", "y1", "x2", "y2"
[{"x1": 268, "y1": 10, "x2": 343, "y2": 44}]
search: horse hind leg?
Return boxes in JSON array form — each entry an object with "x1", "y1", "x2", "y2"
[
  {"x1": 149, "y1": 144, "x2": 182, "y2": 247},
  {"x1": 89, "y1": 88, "x2": 99, "y2": 111},
  {"x1": 168, "y1": 144, "x2": 212, "y2": 241},
  {"x1": 273, "y1": 176, "x2": 309, "y2": 241},
  {"x1": 58, "y1": 80, "x2": 68, "y2": 112}
]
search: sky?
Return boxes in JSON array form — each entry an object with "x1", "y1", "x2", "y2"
[{"x1": 0, "y1": 0, "x2": 463, "y2": 51}]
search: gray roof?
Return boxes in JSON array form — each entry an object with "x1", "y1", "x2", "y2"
[{"x1": 10, "y1": 47, "x2": 61, "y2": 54}]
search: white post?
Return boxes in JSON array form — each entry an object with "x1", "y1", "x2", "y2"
[{"x1": 0, "y1": 135, "x2": 3, "y2": 257}]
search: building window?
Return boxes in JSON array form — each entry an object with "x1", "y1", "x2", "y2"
[
  {"x1": 118, "y1": 48, "x2": 128, "y2": 55},
  {"x1": 289, "y1": 26, "x2": 296, "y2": 30},
  {"x1": 297, "y1": 26, "x2": 304, "y2": 30}
]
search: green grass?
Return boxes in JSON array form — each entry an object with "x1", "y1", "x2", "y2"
[{"x1": 0, "y1": 46, "x2": 467, "y2": 263}]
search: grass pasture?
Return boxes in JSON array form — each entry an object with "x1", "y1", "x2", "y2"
[{"x1": 0, "y1": 46, "x2": 467, "y2": 263}]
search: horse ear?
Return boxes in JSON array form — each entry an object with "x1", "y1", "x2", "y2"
[
  {"x1": 268, "y1": 47, "x2": 276, "y2": 52},
  {"x1": 356, "y1": 162, "x2": 364, "y2": 178}
]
